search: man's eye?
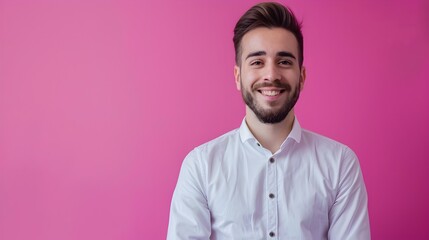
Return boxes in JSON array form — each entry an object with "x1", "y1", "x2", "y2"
[
  {"x1": 250, "y1": 60, "x2": 263, "y2": 66},
  {"x1": 279, "y1": 60, "x2": 292, "y2": 65}
]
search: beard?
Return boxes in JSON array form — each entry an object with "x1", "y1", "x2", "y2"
[{"x1": 241, "y1": 79, "x2": 301, "y2": 124}]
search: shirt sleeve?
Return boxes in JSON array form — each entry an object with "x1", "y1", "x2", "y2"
[
  {"x1": 328, "y1": 147, "x2": 371, "y2": 240},
  {"x1": 167, "y1": 149, "x2": 211, "y2": 240}
]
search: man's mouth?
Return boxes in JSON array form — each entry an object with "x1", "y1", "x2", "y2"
[{"x1": 257, "y1": 89, "x2": 285, "y2": 96}]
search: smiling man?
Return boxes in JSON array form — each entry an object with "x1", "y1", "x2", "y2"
[{"x1": 167, "y1": 2, "x2": 370, "y2": 239}]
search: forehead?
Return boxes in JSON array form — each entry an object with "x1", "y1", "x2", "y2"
[{"x1": 240, "y1": 27, "x2": 299, "y2": 58}]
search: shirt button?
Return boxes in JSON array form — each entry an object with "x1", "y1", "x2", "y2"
[
  {"x1": 257, "y1": 143, "x2": 261, "y2": 146},
  {"x1": 269, "y1": 193, "x2": 275, "y2": 199},
  {"x1": 269, "y1": 231, "x2": 275, "y2": 237},
  {"x1": 269, "y1": 157, "x2": 275, "y2": 163}
]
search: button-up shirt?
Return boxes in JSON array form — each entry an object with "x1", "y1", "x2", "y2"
[{"x1": 167, "y1": 118, "x2": 370, "y2": 239}]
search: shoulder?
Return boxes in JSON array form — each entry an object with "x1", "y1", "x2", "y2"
[
  {"x1": 297, "y1": 129, "x2": 360, "y2": 170},
  {"x1": 193, "y1": 128, "x2": 241, "y2": 155},
  {"x1": 183, "y1": 128, "x2": 241, "y2": 165},
  {"x1": 300, "y1": 129, "x2": 355, "y2": 154}
]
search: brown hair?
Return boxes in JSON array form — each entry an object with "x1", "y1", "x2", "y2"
[{"x1": 233, "y1": 2, "x2": 303, "y2": 68}]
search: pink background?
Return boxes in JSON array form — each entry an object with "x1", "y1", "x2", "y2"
[{"x1": 1, "y1": 0, "x2": 428, "y2": 239}]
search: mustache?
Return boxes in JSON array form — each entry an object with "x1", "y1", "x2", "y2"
[{"x1": 252, "y1": 80, "x2": 292, "y2": 91}]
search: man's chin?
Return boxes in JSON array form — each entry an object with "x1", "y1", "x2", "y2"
[
  {"x1": 257, "y1": 116, "x2": 287, "y2": 124},
  {"x1": 253, "y1": 109, "x2": 289, "y2": 124}
]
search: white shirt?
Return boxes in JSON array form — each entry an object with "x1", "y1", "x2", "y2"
[{"x1": 167, "y1": 118, "x2": 370, "y2": 240}]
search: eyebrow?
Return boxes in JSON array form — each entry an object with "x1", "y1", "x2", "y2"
[
  {"x1": 277, "y1": 51, "x2": 296, "y2": 59},
  {"x1": 245, "y1": 51, "x2": 297, "y2": 60}
]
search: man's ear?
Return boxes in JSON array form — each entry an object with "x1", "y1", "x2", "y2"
[
  {"x1": 234, "y1": 65, "x2": 241, "y2": 91},
  {"x1": 299, "y1": 66, "x2": 306, "y2": 91}
]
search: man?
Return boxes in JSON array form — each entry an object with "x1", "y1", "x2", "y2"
[{"x1": 167, "y1": 2, "x2": 370, "y2": 239}]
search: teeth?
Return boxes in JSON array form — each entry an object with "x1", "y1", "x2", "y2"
[{"x1": 261, "y1": 90, "x2": 280, "y2": 96}]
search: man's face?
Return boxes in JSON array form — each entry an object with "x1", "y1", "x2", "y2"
[{"x1": 234, "y1": 27, "x2": 306, "y2": 124}]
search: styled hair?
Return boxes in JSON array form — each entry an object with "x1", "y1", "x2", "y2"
[{"x1": 233, "y1": 2, "x2": 303, "y2": 68}]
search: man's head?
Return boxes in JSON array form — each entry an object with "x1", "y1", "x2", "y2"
[{"x1": 233, "y1": 2, "x2": 306, "y2": 124}]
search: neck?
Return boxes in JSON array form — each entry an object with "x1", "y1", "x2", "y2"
[{"x1": 245, "y1": 108, "x2": 295, "y2": 154}]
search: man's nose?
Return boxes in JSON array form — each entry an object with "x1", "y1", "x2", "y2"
[{"x1": 263, "y1": 63, "x2": 281, "y2": 81}]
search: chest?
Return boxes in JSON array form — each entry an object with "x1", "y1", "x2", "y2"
[{"x1": 206, "y1": 153, "x2": 336, "y2": 237}]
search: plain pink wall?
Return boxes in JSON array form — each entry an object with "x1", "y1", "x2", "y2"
[{"x1": 1, "y1": 0, "x2": 428, "y2": 239}]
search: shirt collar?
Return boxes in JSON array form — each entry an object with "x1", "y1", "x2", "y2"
[{"x1": 239, "y1": 117, "x2": 302, "y2": 144}]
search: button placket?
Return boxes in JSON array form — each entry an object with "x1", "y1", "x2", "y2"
[{"x1": 267, "y1": 156, "x2": 278, "y2": 239}]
